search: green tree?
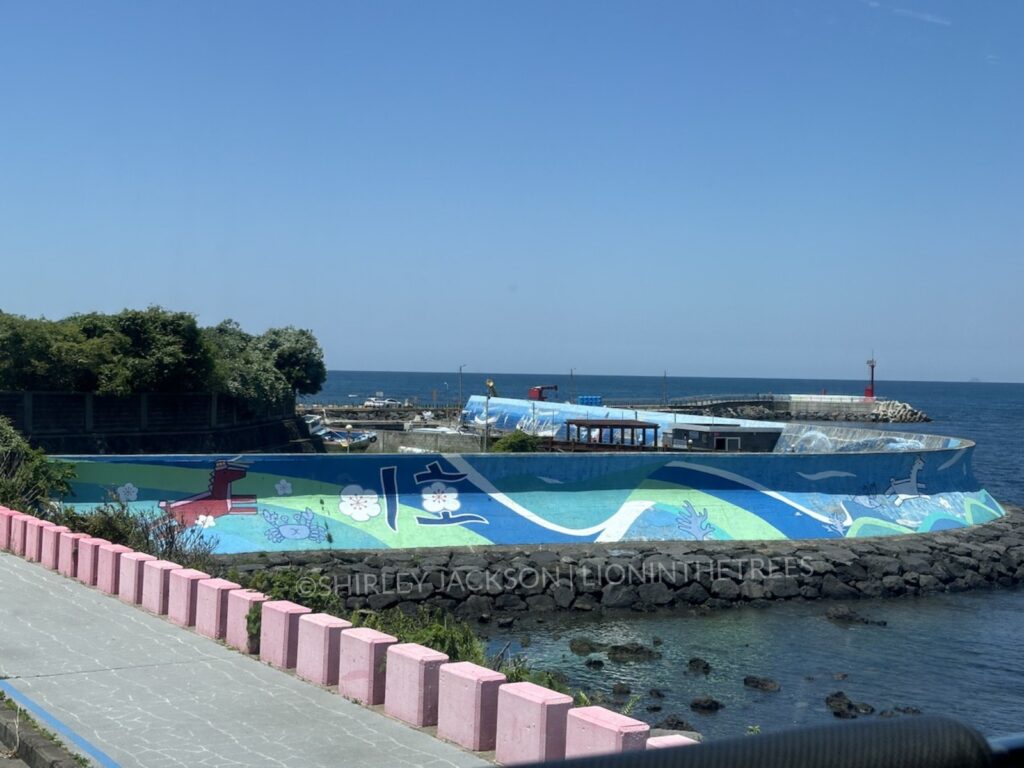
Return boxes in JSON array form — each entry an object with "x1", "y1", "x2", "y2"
[
  {"x1": 0, "y1": 308, "x2": 325, "y2": 401},
  {"x1": 257, "y1": 326, "x2": 327, "y2": 395},
  {"x1": 202, "y1": 320, "x2": 291, "y2": 404}
]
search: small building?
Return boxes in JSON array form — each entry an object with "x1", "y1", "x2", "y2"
[
  {"x1": 559, "y1": 419, "x2": 661, "y2": 451},
  {"x1": 668, "y1": 423, "x2": 783, "y2": 453}
]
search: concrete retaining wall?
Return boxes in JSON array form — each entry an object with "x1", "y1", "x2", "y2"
[
  {"x1": 369, "y1": 431, "x2": 483, "y2": 454},
  {"x1": 56, "y1": 441, "x2": 1005, "y2": 553}
]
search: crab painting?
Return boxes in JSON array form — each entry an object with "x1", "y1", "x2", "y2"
[{"x1": 262, "y1": 508, "x2": 329, "y2": 544}]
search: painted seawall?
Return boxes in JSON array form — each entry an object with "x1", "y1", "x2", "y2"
[
  {"x1": 217, "y1": 505, "x2": 1024, "y2": 617},
  {"x1": 58, "y1": 440, "x2": 1004, "y2": 554}
]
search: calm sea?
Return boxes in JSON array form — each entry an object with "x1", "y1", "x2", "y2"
[{"x1": 310, "y1": 371, "x2": 1024, "y2": 739}]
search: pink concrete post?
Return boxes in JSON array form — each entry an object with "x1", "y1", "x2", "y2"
[
  {"x1": 565, "y1": 706, "x2": 650, "y2": 758},
  {"x1": 10, "y1": 514, "x2": 33, "y2": 556},
  {"x1": 141, "y1": 560, "x2": 181, "y2": 615},
  {"x1": 75, "y1": 537, "x2": 110, "y2": 585},
  {"x1": 118, "y1": 552, "x2": 157, "y2": 604},
  {"x1": 383, "y1": 643, "x2": 449, "y2": 727},
  {"x1": 167, "y1": 568, "x2": 210, "y2": 627},
  {"x1": 23, "y1": 518, "x2": 54, "y2": 563},
  {"x1": 225, "y1": 589, "x2": 268, "y2": 654},
  {"x1": 57, "y1": 532, "x2": 89, "y2": 577},
  {"x1": 647, "y1": 734, "x2": 699, "y2": 749},
  {"x1": 40, "y1": 525, "x2": 70, "y2": 570},
  {"x1": 295, "y1": 613, "x2": 352, "y2": 686},
  {"x1": 338, "y1": 627, "x2": 397, "y2": 705},
  {"x1": 96, "y1": 544, "x2": 132, "y2": 594},
  {"x1": 0, "y1": 508, "x2": 15, "y2": 550},
  {"x1": 437, "y1": 661, "x2": 507, "y2": 751},
  {"x1": 259, "y1": 600, "x2": 312, "y2": 669},
  {"x1": 494, "y1": 682, "x2": 574, "y2": 765},
  {"x1": 195, "y1": 578, "x2": 241, "y2": 640}
]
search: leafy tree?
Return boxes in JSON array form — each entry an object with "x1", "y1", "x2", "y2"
[
  {"x1": 0, "y1": 308, "x2": 326, "y2": 401},
  {"x1": 78, "y1": 307, "x2": 215, "y2": 394},
  {"x1": 202, "y1": 320, "x2": 292, "y2": 404},
  {"x1": 257, "y1": 326, "x2": 327, "y2": 395}
]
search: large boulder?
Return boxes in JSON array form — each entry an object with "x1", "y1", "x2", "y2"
[
  {"x1": 601, "y1": 584, "x2": 639, "y2": 609},
  {"x1": 690, "y1": 698, "x2": 724, "y2": 713},
  {"x1": 607, "y1": 642, "x2": 662, "y2": 663},
  {"x1": 743, "y1": 676, "x2": 781, "y2": 692}
]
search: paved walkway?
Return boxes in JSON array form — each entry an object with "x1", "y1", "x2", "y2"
[{"x1": 0, "y1": 552, "x2": 487, "y2": 768}]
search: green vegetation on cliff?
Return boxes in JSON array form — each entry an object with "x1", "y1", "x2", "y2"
[{"x1": 0, "y1": 307, "x2": 326, "y2": 401}]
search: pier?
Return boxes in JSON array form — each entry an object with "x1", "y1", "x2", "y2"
[{"x1": 605, "y1": 393, "x2": 930, "y2": 423}]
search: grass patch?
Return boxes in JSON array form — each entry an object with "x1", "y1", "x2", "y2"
[{"x1": 0, "y1": 692, "x2": 92, "y2": 767}]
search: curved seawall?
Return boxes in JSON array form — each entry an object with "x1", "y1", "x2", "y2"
[{"x1": 58, "y1": 439, "x2": 1004, "y2": 554}]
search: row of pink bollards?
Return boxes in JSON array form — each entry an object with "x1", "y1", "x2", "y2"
[{"x1": 1, "y1": 504, "x2": 697, "y2": 763}]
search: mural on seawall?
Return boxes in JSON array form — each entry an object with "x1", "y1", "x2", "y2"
[{"x1": 57, "y1": 446, "x2": 1005, "y2": 555}]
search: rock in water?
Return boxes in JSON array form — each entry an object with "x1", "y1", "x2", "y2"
[
  {"x1": 612, "y1": 682, "x2": 632, "y2": 696},
  {"x1": 826, "y1": 691, "x2": 875, "y2": 719},
  {"x1": 569, "y1": 637, "x2": 608, "y2": 656},
  {"x1": 654, "y1": 714, "x2": 697, "y2": 732},
  {"x1": 607, "y1": 642, "x2": 662, "y2": 662},
  {"x1": 744, "y1": 675, "x2": 781, "y2": 692},
  {"x1": 688, "y1": 657, "x2": 712, "y2": 675},
  {"x1": 690, "y1": 698, "x2": 724, "y2": 713},
  {"x1": 826, "y1": 691, "x2": 858, "y2": 719},
  {"x1": 826, "y1": 605, "x2": 888, "y2": 626}
]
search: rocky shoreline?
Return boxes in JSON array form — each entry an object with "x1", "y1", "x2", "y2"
[{"x1": 214, "y1": 505, "x2": 1024, "y2": 620}]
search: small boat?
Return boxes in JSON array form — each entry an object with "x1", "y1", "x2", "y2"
[{"x1": 323, "y1": 429, "x2": 378, "y2": 452}]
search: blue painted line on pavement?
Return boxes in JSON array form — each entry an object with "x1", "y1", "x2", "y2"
[{"x1": 0, "y1": 679, "x2": 121, "y2": 768}]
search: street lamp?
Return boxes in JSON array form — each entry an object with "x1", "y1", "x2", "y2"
[
  {"x1": 458, "y1": 364, "x2": 466, "y2": 426},
  {"x1": 483, "y1": 380, "x2": 495, "y2": 454},
  {"x1": 570, "y1": 368, "x2": 576, "y2": 404}
]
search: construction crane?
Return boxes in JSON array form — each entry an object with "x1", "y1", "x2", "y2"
[{"x1": 527, "y1": 384, "x2": 558, "y2": 401}]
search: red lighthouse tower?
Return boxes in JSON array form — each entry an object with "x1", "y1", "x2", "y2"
[{"x1": 865, "y1": 355, "x2": 877, "y2": 399}]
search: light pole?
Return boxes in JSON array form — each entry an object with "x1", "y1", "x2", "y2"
[
  {"x1": 570, "y1": 367, "x2": 576, "y2": 404},
  {"x1": 458, "y1": 364, "x2": 466, "y2": 426},
  {"x1": 483, "y1": 390, "x2": 490, "y2": 452}
]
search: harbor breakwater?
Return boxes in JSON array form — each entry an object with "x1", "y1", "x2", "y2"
[{"x1": 214, "y1": 506, "x2": 1024, "y2": 619}]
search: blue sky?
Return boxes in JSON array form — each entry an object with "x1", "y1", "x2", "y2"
[{"x1": 1, "y1": 1, "x2": 1020, "y2": 382}]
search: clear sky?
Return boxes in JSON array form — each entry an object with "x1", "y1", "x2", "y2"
[{"x1": 1, "y1": 1, "x2": 1020, "y2": 382}]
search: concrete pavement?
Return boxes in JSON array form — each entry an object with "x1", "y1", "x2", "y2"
[{"x1": 0, "y1": 552, "x2": 487, "y2": 768}]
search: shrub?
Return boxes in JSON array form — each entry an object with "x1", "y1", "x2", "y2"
[
  {"x1": 230, "y1": 569, "x2": 488, "y2": 665},
  {"x1": 350, "y1": 607, "x2": 487, "y2": 666},
  {"x1": 489, "y1": 431, "x2": 542, "y2": 453},
  {"x1": 47, "y1": 501, "x2": 219, "y2": 572},
  {"x1": 0, "y1": 416, "x2": 74, "y2": 513}
]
